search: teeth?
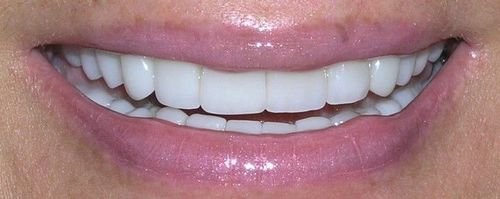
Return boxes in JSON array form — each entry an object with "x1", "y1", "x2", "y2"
[
  {"x1": 413, "y1": 49, "x2": 431, "y2": 76},
  {"x1": 121, "y1": 55, "x2": 155, "y2": 100},
  {"x1": 201, "y1": 69, "x2": 266, "y2": 115},
  {"x1": 62, "y1": 46, "x2": 81, "y2": 67},
  {"x1": 85, "y1": 88, "x2": 115, "y2": 107},
  {"x1": 262, "y1": 122, "x2": 296, "y2": 134},
  {"x1": 396, "y1": 55, "x2": 416, "y2": 86},
  {"x1": 154, "y1": 60, "x2": 201, "y2": 109},
  {"x1": 80, "y1": 48, "x2": 102, "y2": 80},
  {"x1": 109, "y1": 99, "x2": 135, "y2": 114},
  {"x1": 186, "y1": 114, "x2": 227, "y2": 131},
  {"x1": 266, "y1": 69, "x2": 327, "y2": 113},
  {"x1": 390, "y1": 86, "x2": 417, "y2": 108},
  {"x1": 355, "y1": 107, "x2": 381, "y2": 116},
  {"x1": 149, "y1": 106, "x2": 161, "y2": 114},
  {"x1": 330, "y1": 110, "x2": 359, "y2": 126},
  {"x1": 128, "y1": 107, "x2": 154, "y2": 118},
  {"x1": 295, "y1": 117, "x2": 331, "y2": 131},
  {"x1": 428, "y1": 42, "x2": 445, "y2": 62},
  {"x1": 155, "y1": 107, "x2": 188, "y2": 125},
  {"x1": 327, "y1": 61, "x2": 370, "y2": 104},
  {"x1": 58, "y1": 40, "x2": 448, "y2": 134},
  {"x1": 370, "y1": 56, "x2": 401, "y2": 97},
  {"x1": 95, "y1": 50, "x2": 123, "y2": 88},
  {"x1": 225, "y1": 120, "x2": 263, "y2": 134},
  {"x1": 375, "y1": 99, "x2": 402, "y2": 116}
]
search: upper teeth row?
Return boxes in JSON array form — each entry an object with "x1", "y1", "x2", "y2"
[{"x1": 62, "y1": 43, "x2": 444, "y2": 115}]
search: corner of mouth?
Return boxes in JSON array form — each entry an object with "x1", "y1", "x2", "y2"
[{"x1": 24, "y1": 25, "x2": 479, "y2": 188}]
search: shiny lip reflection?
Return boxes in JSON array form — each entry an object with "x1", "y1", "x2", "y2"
[{"x1": 25, "y1": 41, "x2": 478, "y2": 187}]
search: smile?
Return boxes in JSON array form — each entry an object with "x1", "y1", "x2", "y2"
[
  {"x1": 25, "y1": 11, "x2": 478, "y2": 186},
  {"x1": 48, "y1": 41, "x2": 451, "y2": 134}
]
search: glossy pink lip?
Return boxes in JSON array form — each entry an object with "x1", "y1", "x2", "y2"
[
  {"x1": 26, "y1": 43, "x2": 477, "y2": 188},
  {"x1": 55, "y1": 21, "x2": 449, "y2": 71}
]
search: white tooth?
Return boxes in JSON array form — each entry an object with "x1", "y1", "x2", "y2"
[
  {"x1": 375, "y1": 99, "x2": 402, "y2": 116},
  {"x1": 154, "y1": 60, "x2": 201, "y2": 109},
  {"x1": 128, "y1": 108, "x2": 154, "y2": 118},
  {"x1": 75, "y1": 84, "x2": 90, "y2": 93},
  {"x1": 331, "y1": 110, "x2": 359, "y2": 126},
  {"x1": 186, "y1": 114, "x2": 226, "y2": 131},
  {"x1": 370, "y1": 56, "x2": 400, "y2": 97},
  {"x1": 396, "y1": 55, "x2": 416, "y2": 86},
  {"x1": 149, "y1": 106, "x2": 161, "y2": 114},
  {"x1": 80, "y1": 48, "x2": 102, "y2": 80},
  {"x1": 109, "y1": 99, "x2": 135, "y2": 114},
  {"x1": 225, "y1": 120, "x2": 262, "y2": 134},
  {"x1": 411, "y1": 81, "x2": 425, "y2": 94},
  {"x1": 62, "y1": 46, "x2": 81, "y2": 67},
  {"x1": 428, "y1": 42, "x2": 445, "y2": 62},
  {"x1": 95, "y1": 50, "x2": 123, "y2": 88},
  {"x1": 413, "y1": 49, "x2": 430, "y2": 75},
  {"x1": 327, "y1": 61, "x2": 370, "y2": 104},
  {"x1": 390, "y1": 87, "x2": 417, "y2": 108},
  {"x1": 201, "y1": 69, "x2": 265, "y2": 114},
  {"x1": 295, "y1": 117, "x2": 331, "y2": 131},
  {"x1": 85, "y1": 88, "x2": 114, "y2": 107},
  {"x1": 267, "y1": 69, "x2": 327, "y2": 113},
  {"x1": 121, "y1": 55, "x2": 155, "y2": 100},
  {"x1": 261, "y1": 122, "x2": 296, "y2": 134},
  {"x1": 355, "y1": 106, "x2": 381, "y2": 116},
  {"x1": 155, "y1": 107, "x2": 188, "y2": 125}
]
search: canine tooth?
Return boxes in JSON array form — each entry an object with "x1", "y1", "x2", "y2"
[
  {"x1": 267, "y1": 69, "x2": 327, "y2": 113},
  {"x1": 95, "y1": 50, "x2": 123, "y2": 88},
  {"x1": 186, "y1": 114, "x2": 226, "y2": 131},
  {"x1": 109, "y1": 99, "x2": 135, "y2": 114},
  {"x1": 413, "y1": 49, "x2": 430, "y2": 75},
  {"x1": 428, "y1": 42, "x2": 445, "y2": 62},
  {"x1": 226, "y1": 120, "x2": 262, "y2": 134},
  {"x1": 262, "y1": 122, "x2": 296, "y2": 134},
  {"x1": 85, "y1": 88, "x2": 114, "y2": 107},
  {"x1": 370, "y1": 56, "x2": 400, "y2": 97},
  {"x1": 62, "y1": 46, "x2": 81, "y2": 67},
  {"x1": 295, "y1": 117, "x2": 331, "y2": 131},
  {"x1": 391, "y1": 87, "x2": 417, "y2": 108},
  {"x1": 80, "y1": 48, "x2": 102, "y2": 80},
  {"x1": 121, "y1": 55, "x2": 155, "y2": 100},
  {"x1": 396, "y1": 55, "x2": 416, "y2": 86},
  {"x1": 331, "y1": 110, "x2": 359, "y2": 126},
  {"x1": 154, "y1": 60, "x2": 201, "y2": 109},
  {"x1": 155, "y1": 107, "x2": 188, "y2": 125},
  {"x1": 327, "y1": 61, "x2": 370, "y2": 104},
  {"x1": 375, "y1": 99, "x2": 402, "y2": 116},
  {"x1": 201, "y1": 69, "x2": 265, "y2": 114},
  {"x1": 128, "y1": 108, "x2": 154, "y2": 118}
]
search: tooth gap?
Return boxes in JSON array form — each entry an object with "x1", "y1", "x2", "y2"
[{"x1": 40, "y1": 39, "x2": 459, "y2": 134}]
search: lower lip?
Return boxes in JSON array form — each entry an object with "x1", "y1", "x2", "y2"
[{"x1": 26, "y1": 44, "x2": 475, "y2": 188}]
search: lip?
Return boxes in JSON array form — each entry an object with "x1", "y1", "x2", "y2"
[
  {"x1": 49, "y1": 13, "x2": 453, "y2": 71},
  {"x1": 25, "y1": 42, "x2": 477, "y2": 188}
]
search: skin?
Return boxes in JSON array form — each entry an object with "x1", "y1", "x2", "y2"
[{"x1": 0, "y1": 0, "x2": 499, "y2": 198}]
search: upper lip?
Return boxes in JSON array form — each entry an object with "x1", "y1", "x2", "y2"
[
  {"x1": 27, "y1": 43, "x2": 475, "y2": 186},
  {"x1": 48, "y1": 2, "x2": 453, "y2": 71},
  {"x1": 22, "y1": 1, "x2": 480, "y2": 188}
]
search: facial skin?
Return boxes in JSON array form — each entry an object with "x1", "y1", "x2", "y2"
[{"x1": 0, "y1": 0, "x2": 499, "y2": 198}]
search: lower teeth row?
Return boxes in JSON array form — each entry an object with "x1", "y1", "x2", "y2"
[{"x1": 44, "y1": 45, "x2": 447, "y2": 135}]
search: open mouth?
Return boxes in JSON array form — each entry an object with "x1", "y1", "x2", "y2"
[
  {"x1": 25, "y1": 9, "x2": 478, "y2": 186},
  {"x1": 43, "y1": 40, "x2": 454, "y2": 134}
]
